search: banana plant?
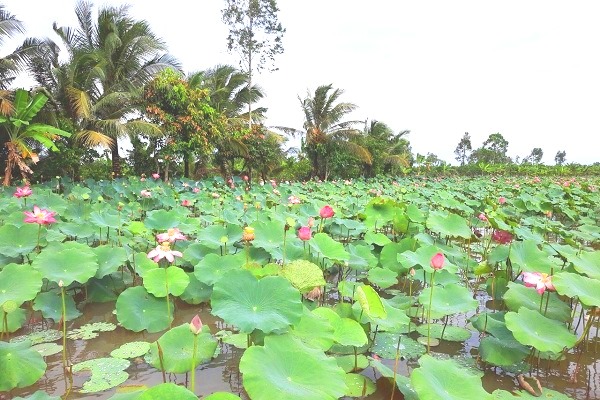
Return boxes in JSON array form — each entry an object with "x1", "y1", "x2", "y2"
[{"x1": 1, "y1": 88, "x2": 71, "y2": 186}]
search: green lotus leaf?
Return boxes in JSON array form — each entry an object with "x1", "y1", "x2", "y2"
[
  {"x1": 369, "y1": 356, "x2": 418, "y2": 400},
  {"x1": 479, "y1": 335, "x2": 529, "y2": 366},
  {"x1": 143, "y1": 209, "x2": 182, "y2": 230},
  {"x1": 67, "y1": 322, "x2": 117, "y2": 340},
  {"x1": 203, "y1": 393, "x2": 242, "y2": 400},
  {"x1": 354, "y1": 284, "x2": 387, "y2": 319},
  {"x1": 116, "y1": 286, "x2": 172, "y2": 333},
  {"x1": 211, "y1": 269, "x2": 303, "y2": 333},
  {"x1": 194, "y1": 253, "x2": 245, "y2": 286},
  {"x1": 216, "y1": 330, "x2": 248, "y2": 349},
  {"x1": 367, "y1": 267, "x2": 398, "y2": 289},
  {"x1": 310, "y1": 233, "x2": 350, "y2": 262},
  {"x1": 13, "y1": 390, "x2": 61, "y2": 400},
  {"x1": 110, "y1": 341, "x2": 151, "y2": 359},
  {"x1": 470, "y1": 312, "x2": 513, "y2": 340},
  {"x1": 399, "y1": 245, "x2": 458, "y2": 274},
  {"x1": 90, "y1": 210, "x2": 122, "y2": 229},
  {"x1": 86, "y1": 275, "x2": 124, "y2": 303},
  {"x1": 418, "y1": 284, "x2": 477, "y2": 318},
  {"x1": 0, "y1": 307, "x2": 26, "y2": 333},
  {"x1": 72, "y1": 357, "x2": 130, "y2": 393},
  {"x1": 137, "y1": 383, "x2": 197, "y2": 400},
  {"x1": 146, "y1": 323, "x2": 217, "y2": 373},
  {"x1": 363, "y1": 231, "x2": 392, "y2": 246},
  {"x1": 552, "y1": 272, "x2": 600, "y2": 307},
  {"x1": 0, "y1": 263, "x2": 42, "y2": 306},
  {"x1": 179, "y1": 272, "x2": 212, "y2": 304},
  {"x1": 31, "y1": 342, "x2": 63, "y2": 357},
  {"x1": 503, "y1": 282, "x2": 571, "y2": 322},
  {"x1": 312, "y1": 307, "x2": 368, "y2": 347},
  {"x1": 372, "y1": 333, "x2": 426, "y2": 360},
  {"x1": 59, "y1": 222, "x2": 95, "y2": 240},
  {"x1": 344, "y1": 373, "x2": 376, "y2": 397},
  {"x1": 131, "y1": 252, "x2": 158, "y2": 278},
  {"x1": 94, "y1": 245, "x2": 128, "y2": 278},
  {"x1": 0, "y1": 341, "x2": 47, "y2": 391},
  {"x1": 107, "y1": 386, "x2": 146, "y2": 399},
  {"x1": 33, "y1": 291, "x2": 81, "y2": 322},
  {"x1": 280, "y1": 259, "x2": 326, "y2": 293},
  {"x1": 411, "y1": 355, "x2": 493, "y2": 400},
  {"x1": 426, "y1": 210, "x2": 472, "y2": 239},
  {"x1": 508, "y1": 240, "x2": 558, "y2": 274},
  {"x1": 290, "y1": 306, "x2": 335, "y2": 351},
  {"x1": 353, "y1": 298, "x2": 411, "y2": 333},
  {"x1": 415, "y1": 324, "x2": 472, "y2": 341},
  {"x1": 363, "y1": 197, "x2": 397, "y2": 229},
  {"x1": 125, "y1": 220, "x2": 148, "y2": 236},
  {"x1": 379, "y1": 241, "x2": 413, "y2": 273},
  {"x1": 569, "y1": 250, "x2": 600, "y2": 280},
  {"x1": 505, "y1": 307, "x2": 577, "y2": 353},
  {"x1": 143, "y1": 266, "x2": 190, "y2": 297},
  {"x1": 335, "y1": 354, "x2": 369, "y2": 373},
  {"x1": 492, "y1": 387, "x2": 574, "y2": 399},
  {"x1": 182, "y1": 243, "x2": 220, "y2": 264},
  {"x1": 0, "y1": 223, "x2": 39, "y2": 257},
  {"x1": 197, "y1": 224, "x2": 243, "y2": 249},
  {"x1": 239, "y1": 334, "x2": 347, "y2": 400},
  {"x1": 31, "y1": 241, "x2": 98, "y2": 286},
  {"x1": 11, "y1": 329, "x2": 62, "y2": 345},
  {"x1": 346, "y1": 243, "x2": 378, "y2": 271}
]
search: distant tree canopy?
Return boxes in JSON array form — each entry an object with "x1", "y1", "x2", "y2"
[{"x1": 469, "y1": 133, "x2": 512, "y2": 164}]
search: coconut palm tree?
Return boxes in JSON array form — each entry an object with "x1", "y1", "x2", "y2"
[
  {"x1": 277, "y1": 84, "x2": 370, "y2": 180},
  {"x1": 24, "y1": 1, "x2": 179, "y2": 176},
  {"x1": 359, "y1": 120, "x2": 412, "y2": 176}
]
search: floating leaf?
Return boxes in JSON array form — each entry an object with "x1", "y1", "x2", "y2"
[
  {"x1": 280, "y1": 259, "x2": 325, "y2": 293},
  {"x1": 367, "y1": 267, "x2": 398, "y2": 289},
  {"x1": 31, "y1": 342, "x2": 63, "y2": 357},
  {"x1": 73, "y1": 357, "x2": 130, "y2": 393},
  {"x1": 239, "y1": 334, "x2": 347, "y2": 400},
  {"x1": 505, "y1": 307, "x2": 577, "y2": 353},
  {"x1": 211, "y1": 270, "x2": 303, "y2": 333},
  {"x1": 344, "y1": 373, "x2": 376, "y2": 397},
  {"x1": 11, "y1": 329, "x2": 62, "y2": 345},
  {"x1": 67, "y1": 322, "x2": 117, "y2": 340},
  {"x1": 116, "y1": 286, "x2": 172, "y2": 333},
  {"x1": 137, "y1": 383, "x2": 196, "y2": 400},
  {"x1": 372, "y1": 333, "x2": 426, "y2": 360},
  {"x1": 479, "y1": 335, "x2": 529, "y2": 366},
  {"x1": 415, "y1": 324, "x2": 472, "y2": 342},
  {"x1": 146, "y1": 324, "x2": 217, "y2": 374},
  {"x1": 0, "y1": 341, "x2": 47, "y2": 391},
  {"x1": 411, "y1": 355, "x2": 493, "y2": 399}
]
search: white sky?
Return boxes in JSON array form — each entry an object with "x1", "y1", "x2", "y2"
[{"x1": 3, "y1": 0, "x2": 600, "y2": 165}]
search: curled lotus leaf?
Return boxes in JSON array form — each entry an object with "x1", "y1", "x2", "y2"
[{"x1": 505, "y1": 307, "x2": 577, "y2": 353}]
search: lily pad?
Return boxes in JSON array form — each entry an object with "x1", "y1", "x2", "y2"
[
  {"x1": 411, "y1": 355, "x2": 493, "y2": 399},
  {"x1": 137, "y1": 383, "x2": 197, "y2": 400},
  {"x1": 116, "y1": 286, "x2": 173, "y2": 333},
  {"x1": 194, "y1": 253, "x2": 245, "y2": 286},
  {"x1": 239, "y1": 334, "x2": 347, "y2": 400},
  {"x1": 505, "y1": 307, "x2": 577, "y2": 353},
  {"x1": 344, "y1": 373, "x2": 376, "y2": 397},
  {"x1": 11, "y1": 329, "x2": 62, "y2": 345},
  {"x1": 211, "y1": 269, "x2": 303, "y2": 333},
  {"x1": 418, "y1": 284, "x2": 478, "y2": 318},
  {"x1": 31, "y1": 241, "x2": 98, "y2": 285},
  {"x1": 0, "y1": 341, "x2": 47, "y2": 391},
  {"x1": 146, "y1": 323, "x2": 217, "y2": 374},
  {"x1": 415, "y1": 324, "x2": 472, "y2": 341},
  {"x1": 280, "y1": 259, "x2": 326, "y2": 293},
  {"x1": 479, "y1": 335, "x2": 529, "y2": 366},
  {"x1": 67, "y1": 322, "x2": 117, "y2": 340},
  {"x1": 372, "y1": 333, "x2": 426, "y2": 360},
  {"x1": 73, "y1": 357, "x2": 130, "y2": 393},
  {"x1": 335, "y1": 354, "x2": 369, "y2": 373},
  {"x1": 367, "y1": 267, "x2": 398, "y2": 289},
  {"x1": 204, "y1": 393, "x2": 242, "y2": 400},
  {"x1": 13, "y1": 391, "x2": 60, "y2": 400},
  {"x1": 31, "y1": 342, "x2": 63, "y2": 357}
]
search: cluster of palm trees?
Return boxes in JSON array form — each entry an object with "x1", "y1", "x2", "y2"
[{"x1": 1, "y1": 2, "x2": 412, "y2": 185}]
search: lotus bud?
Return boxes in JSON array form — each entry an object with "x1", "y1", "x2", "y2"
[
  {"x1": 430, "y1": 252, "x2": 445, "y2": 270},
  {"x1": 58, "y1": 280, "x2": 64, "y2": 288},
  {"x1": 242, "y1": 226, "x2": 255, "y2": 242},
  {"x1": 189, "y1": 314, "x2": 202, "y2": 335}
]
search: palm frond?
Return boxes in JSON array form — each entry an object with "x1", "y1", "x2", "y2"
[{"x1": 73, "y1": 129, "x2": 114, "y2": 148}]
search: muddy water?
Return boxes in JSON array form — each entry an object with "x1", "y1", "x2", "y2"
[{"x1": 5, "y1": 297, "x2": 600, "y2": 400}]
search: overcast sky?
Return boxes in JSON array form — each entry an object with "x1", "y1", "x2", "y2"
[{"x1": 3, "y1": 0, "x2": 600, "y2": 165}]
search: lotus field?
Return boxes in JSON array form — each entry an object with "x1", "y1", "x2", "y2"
[{"x1": 1, "y1": 175, "x2": 599, "y2": 399}]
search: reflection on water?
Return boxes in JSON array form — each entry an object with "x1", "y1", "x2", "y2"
[{"x1": 4, "y1": 291, "x2": 599, "y2": 400}]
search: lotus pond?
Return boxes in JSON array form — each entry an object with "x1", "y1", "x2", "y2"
[{"x1": 1, "y1": 175, "x2": 599, "y2": 400}]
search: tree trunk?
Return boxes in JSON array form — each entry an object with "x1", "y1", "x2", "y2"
[
  {"x1": 248, "y1": 10, "x2": 253, "y2": 129},
  {"x1": 111, "y1": 141, "x2": 121, "y2": 178}
]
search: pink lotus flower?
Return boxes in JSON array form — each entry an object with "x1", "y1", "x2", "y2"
[
  {"x1": 298, "y1": 226, "x2": 312, "y2": 241},
  {"x1": 14, "y1": 186, "x2": 32, "y2": 198},
  {"x1": 320, "y1": 205, "x2": 335, "y2": 219},
  {"x1": 307, "y1": 217, "x2": 315, "y2": 228},
  {"x1": 189, "y1": 314, "x2": 203, "y2": 335},
  {"x1": 156, "y1": 228, "x2": 187, "y2": 243},
  {"x1": 478, "y1": 213, "x2": 488, "y2": 222},
  {"x1": 430, "y1": 252, "x2": 445, "y2": 270},
  {"x1": 288, "y1": 195, "x2": 301, "y2": 205},
  {"x1": 243, "y1": 175, "x2": 249, "y2": 182},
  {"x1": 24, "y1": 206, "x2": 57, "y2": 225},
  {"x1": 181, "y1": 199, "x2": 191, "y2": 207},
  {"x1": 522, "y1": 272, "x2": 555, "y2": 294},
  {"x1": 498, "y1": 197, "x2": 506, "y2": 205},
  {"x1": 147, "y1": 242, "x2": 183, "y2": 263},
  {"x1": 193, "y1": 187, "x2": 200, "y2": 193},
  {"x1": 140, "y1": 190, "x2": 151, "y2": 198},
  {"x1": 152, "y1": 173, "x2": 160, "y2": 179},
  {"x1": 492, "y1": 229, "x2": 513, "y2": 244}
]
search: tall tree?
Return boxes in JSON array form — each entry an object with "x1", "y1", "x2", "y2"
[
  {"x1": 358, "y1": 120, "x2": 412, "y2": 176},
  {"x1": 522, "y1": 147, "x2": 543, "y2": 164},
  {"x1": 454, "y1": 132, "x2": 472, "y2": 166},
  {"x1": 25, "y1": 1, "x2": 179, "y2": 176},
  {"x1": 222, "y1": 0, "x2": 285, "y2": 127},
  {"x1": 469, "y1": 132, "x2": 511, "y2": 164},
  {"x1": 555, "y1": 150, "x2": 566, "y2": 165}
]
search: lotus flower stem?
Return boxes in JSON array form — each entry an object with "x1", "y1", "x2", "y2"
[
  {"x1": 60, "y1": 284, "x2": 68, "y2": 369},
  {"x1": 426, "y1": 270, "x2": 437, "y2": 354},
  {"x1": 191, "y1": 333, "x2": 198, "y2": 393},
  {"x1": 390, "y1": 334, "x2": 402, "y2": 400},
  {"x1": 574, "y1": 310, "x2": 596, "y2": 348},
  {"x1": 157, "y1": 341, "x2": 166, "y2": 383},
  {"x1": 1, "y1": 311, "x2": 7, "y2": 340},
  {"x1": 36, "y1": 224, "x2": 41, "y2": 253}
]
